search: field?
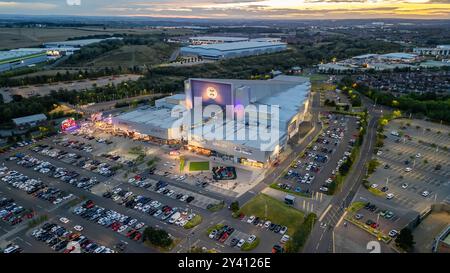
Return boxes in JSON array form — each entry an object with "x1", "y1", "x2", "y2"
[
  {"x1": 239, "y1": 194, "x2": 304, "y2": 235},
  {"x1": 189, "y1": 161, "x2": 210, "y2": 171},
  {"x1": 81, "y1": 44, "x2": 177, "y2": 68},
  {"x1": 0, "y1": 27, "x2": 193, "y2": 50}
]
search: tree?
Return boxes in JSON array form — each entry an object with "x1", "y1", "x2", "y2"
[
  {"x1": 395, "y1": 228, "x2": 415, "y2": 251},
  {"x1": 142, "y1": 227, "x2": 173, "y2": 248},
  {"x1": 229, "y1": 201, "x2": 239, "y2": 213}
]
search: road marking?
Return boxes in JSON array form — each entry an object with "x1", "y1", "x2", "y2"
[
  {"x1": 332, "y1": 230, "x2": 336, "y2": 253},
  {"x1": 319, "y1": 204, "x2": 332, "y2": 222},
  {"x1": 335, "y1": 208, "x2": 348, "y2": 228}
]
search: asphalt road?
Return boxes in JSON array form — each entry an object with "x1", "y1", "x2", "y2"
[{"x1": 303, "y1": 98, "x2": 383, "y2": 253}]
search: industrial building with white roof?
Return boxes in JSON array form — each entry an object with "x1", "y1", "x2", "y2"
[{"x1": 181, "y1": 40, "x2": 287, "y2": 60}]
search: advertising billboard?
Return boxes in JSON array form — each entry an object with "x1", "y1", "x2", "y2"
[
  {"x1": 190, "y1": 79, "x2": 233, "y2": 108},
  {"x1": 61, "y1": 118, "x2": 79, "y2": 132}
]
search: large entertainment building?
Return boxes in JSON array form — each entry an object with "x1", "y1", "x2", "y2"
[{"x1": 111, "y1": 75, "x2": 311, "y2": 168}]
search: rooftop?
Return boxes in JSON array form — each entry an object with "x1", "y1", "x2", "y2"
[
  {"x1": 0, "y1": 49, "x2": 46, "y2": 62},
  {"x1": 12, "y1": 113, "x2": 47, "y2": 125},
  {"x1": 379, "y1": 52, "x2": 417, "y2": 59},
  {"x1": 43, "y1": 37, "x2": 122, "y2": 47},
  {"x1": 186, "y1": 41, "x2": 287, "y2": 52},
  {"x1": 115, "y1": 106, "x2": 182, "y2": 129},
  {"x1": 189, "y1": 36, "x2": 248, "y2": 42}
]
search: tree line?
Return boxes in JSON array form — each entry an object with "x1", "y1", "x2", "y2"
[{"x1": 339, "y1": 77, "x2": 450, "y2": 123}]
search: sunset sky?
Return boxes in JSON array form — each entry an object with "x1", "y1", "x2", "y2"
[{"x1": 0, "y1": 0, "x2": 449, "y2": 19}]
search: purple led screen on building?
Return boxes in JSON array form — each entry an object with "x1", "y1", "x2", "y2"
[{"x1": 190, "y1": 80, "x2": 233, "y2": 107}]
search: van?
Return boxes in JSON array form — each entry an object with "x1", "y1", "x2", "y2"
[{"x1": 169, "y1": 212, "x2": 181, "y2": 224}]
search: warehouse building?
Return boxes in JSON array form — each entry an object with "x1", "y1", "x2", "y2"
[
  {"x1": 43, "y1": 37, "x2": 122, "y2": 48},
  {"x1": 0, "y1": 49, "x2": 49, "y2": 73},
  {"x1": 189, "y1": 36, "x2": 249, "y2": 45},
  {"x1": 180, "y1": 41, "x2": 287, "y2": 60},
  {"x1": 12, "y1": 113, "x2": 48, "y2": 129},
  {"x1": 413, "y1": 45, "x2": 450, "y2": 57}
]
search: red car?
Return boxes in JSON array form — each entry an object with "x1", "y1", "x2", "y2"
[
  {"x1": 219, "y1": 233, "x2": 229, "y2": 243},
  {"x1": 127, "y1": 229, "x2": 137, "y2": 238},
  {"x1": 371, "y1": 223, "x2": 379, "y2": 229},
  {"x1": 64, "y1": 246, "x2": 76, "y2": 253},
  {"x1": 111, "y1": 222, "x2": 121, "y2": 231},
  {"x1": 25, "y1": 212, "x2": 34, "y2": 219},
  {"x1": 133, "y1": 232, "x2": 142, "y2": 241}
]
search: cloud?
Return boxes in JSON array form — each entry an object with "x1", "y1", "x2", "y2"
[
  {"x1": 0, "y1": 1, "x2": 57, "y2": 9},
  {"x1": 66, "y1": 0, "x2": 81, "y2": 6},
  {"x1": 0, "y1": 0, "x2": 449, "y2": 19}
]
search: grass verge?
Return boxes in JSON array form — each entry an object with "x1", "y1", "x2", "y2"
[
  {"x1": 184, "y1": 214, "x2": 202, "y2": 229},
  {"x1": 189, "y1": 161, "x2": 210, "y2": 171},
  {"x1": 241, "y1": 237, "x2": 260, "y2": 251},
  {"x1": 238, "y1": 194, "x2": 304, "y2": 235}
]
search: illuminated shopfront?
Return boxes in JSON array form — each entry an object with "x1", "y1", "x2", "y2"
[{"x1": 239, "y1": 158, "x2": 264, "y2": 168}]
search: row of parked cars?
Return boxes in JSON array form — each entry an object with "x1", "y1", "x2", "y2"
[
  {"x1": 53, "y1": 138, "x2": 94, "y2": 153},
  {"x1": 31, "y1": 222, "x2": 114, "y2": 253},
  {"x1": 15, "y1": 154, "x2": 100, "y2": 191},
  {"x1": 243, "y1": 214, "x2": 288, "y2": 235},
  {"x1": 104, "y1": 187, "x2": 197, "y2": 227},
  {"x1": 129, "y1": 176, "x2": 196, "y2": 204},
  {"x1": 208, "y1": 224, "x2": 256, "y2": 249},
  {"x1": 73, "y1": 200, "x2": 146, "y2": 242},
  {"x1": 1, "y1": 168, "x2": 73, "y2": 205},
  {"x1": 2, "y1": 244, "x2": 22, "y2": 253},
  {"x1": 32, "y1": 144, "x2": 116, "y2": 177},
  {"x1": 0, "y1": 196, "x2": 34, "y2": 226}
]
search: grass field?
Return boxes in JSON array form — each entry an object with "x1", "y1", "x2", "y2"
[
  {"x1": 85, "y1": 44, "x2": 177, "y2": 68},
  {"x1": 239, "y1": 194, "x2": 304, "y2": 235},
  {"x1": 0, "y1": 27, "x2": 193, "y2": 50},
  {"x1": 189, "y1": 161, "x2": 210, "y2": 171}
]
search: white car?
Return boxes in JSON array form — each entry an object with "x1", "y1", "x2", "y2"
[
  {"x1": 386, "y1": 193, "x2": 394, "y2": 199},
  {"x1": 247, "y1": 215, "x2": 255, "y2": 224},
  {"x1": 376, "y1": 151, "x2": 382, "y2": 156},
  {"x1": 319, "y1": 187, "x2": 328, "y2": 192},
  {"x1": 388, "y1": 229, "x2": 398, "y2": 237},
  {"x1": 415, "y1": 153, "x2": 421, "y2": 158},
  {"x1": 73, "y1": 225, "x2": 83, "y2": 232},
  {"x1": 237, "y1": 239, "x2": 245, "y2": 248},
  {"x1": 421, "y1": 191, "x2": 430, "y2": 197},
  {"x1": 118, "y1": 225, "x2": 128, "y2": 233},
  {"x1": 247, "y1": 235, "x2": 256, "y2": 243},
  {"x1": 371, "y1": 184, "x2": 378, "y2": 189},
  {"x1": 180, "y1": 195, "x2": 188, "y2": 202},
  {"x1": 405, "y1": 167, "x2": 412, "y2": 172},
  {"x1": 209, "y1": 230, "x2": 217, "y2": 239},
  {"x1": 401, "y1": 183, "x2": 408, "y2": 189},
  {"x1": 280, "y1": 234, "x2": 290, "y2": 244},
  {"x1": 135, "y1": 222, "x2": 145, "y2": 229},
  {"x1": 264, "y1": 221, "x2": 271, "y2": 228},
  {"x1": 59, "y1": 217, "x2": 70, "y2": 224}
]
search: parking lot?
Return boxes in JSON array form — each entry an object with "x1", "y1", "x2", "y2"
[
  {"x1": 102, "y1": 185, "x2": 200, "y2": 229},
  {"x1": 276, "y1": 113, "x2": 360, "y2": 195},
  {"x1": 367, "y1": 118, "x2": 450, "y2": 212}
]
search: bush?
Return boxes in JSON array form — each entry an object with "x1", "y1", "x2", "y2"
[
  {"x1": 142, "y1": 227, "x2": 173, "y2": 248},
  {"x1": 285, "y1": 213, "x2": 317, "y2": 253},
  {"x1": 241, "y1": 237, "x2": 260, "y2": 251},
  {"x1": 230, "y1": 201, "x2": 240, "y2": 213}
]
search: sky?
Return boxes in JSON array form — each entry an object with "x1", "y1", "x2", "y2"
[{"x1": 0, "y1": 0, "x2": 449, "y2": 19}]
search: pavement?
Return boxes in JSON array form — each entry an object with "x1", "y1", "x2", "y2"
[{"x1": 303, "y1": 95, "x2": 383, "y2": 253}]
